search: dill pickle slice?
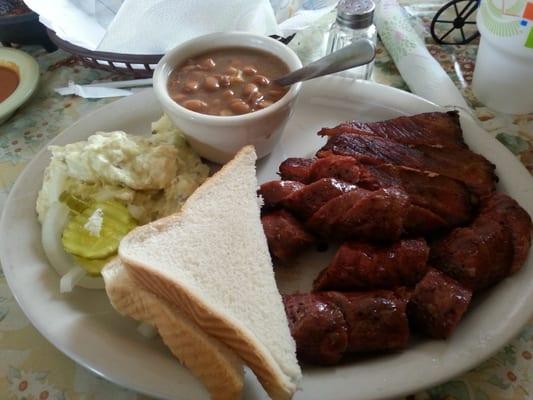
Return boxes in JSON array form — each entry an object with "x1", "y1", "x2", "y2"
[
  {"x1": 73, "y1": 255, "x2": 115, "y2": 276},
  {"x1": 62, "y1": 200, "x2": 137, "y2": 259},
  {"x1": 59, "y1": 191, "x2": 90, "y2": 214}
]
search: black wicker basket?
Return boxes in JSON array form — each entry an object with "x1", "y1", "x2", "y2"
[
  {"x1": 46, "y1": 30, "x2": 296, "y2": 78},
  {"x1": 47, "y1": 29, "x2": 161, "y2": 78}
]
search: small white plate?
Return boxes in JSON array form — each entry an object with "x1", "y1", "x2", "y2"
[
  {"x1": 1, "y1": 77, "x2": 533, "y2": 400},
  {"x1": 0, "y1": 47, "x2": 39, "y2": 124}
]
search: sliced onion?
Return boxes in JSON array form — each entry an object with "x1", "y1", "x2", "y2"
[
  {"x1": 137, "y1": 322, "x2": 158, "y2": 339},
  {"x1": 60, "y1": 266, "x2": 87, "y2": 293},
  {"x1": 42, "y1": 202, "x2": 74, "y2": 276},
  {"x1": 42, "y1": 202, "x2": 105, "y2": 290}
]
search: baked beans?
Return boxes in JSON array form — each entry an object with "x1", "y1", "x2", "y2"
[{"x1": 167, "y1": 48, "x2": 290, "y2": 116}]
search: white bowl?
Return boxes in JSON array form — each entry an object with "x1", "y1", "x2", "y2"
[
  {"x1": 0, "y1": 48, "x2": 39, "y2": 125},
  {"x1": 153, "y1": 31, "x2": 303, "y2": 164}
]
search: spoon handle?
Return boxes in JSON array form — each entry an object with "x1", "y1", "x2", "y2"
[{"x1": 275, "y1": 39, "x2": 376, "y2": 86}]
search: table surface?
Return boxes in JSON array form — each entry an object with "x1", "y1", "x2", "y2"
[{"x1": 0, "y1": 1, "x2": 532, "y2": 400}]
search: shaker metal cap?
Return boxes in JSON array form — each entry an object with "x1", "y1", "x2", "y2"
[{"x1": 336, "y1": 0, "x2": 375, "y2": 29}]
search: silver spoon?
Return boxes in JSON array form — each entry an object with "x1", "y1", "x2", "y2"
[{"x1": 275, "y1": 39, "x2": 376, "y2": 86}]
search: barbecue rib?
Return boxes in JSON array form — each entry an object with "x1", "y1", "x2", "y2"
[
  {"x1": 319, "y1": 111, "x2": 466, "y2": 149},
  {"x1": 317, "y1": 133, "x2": 496, "y2": 197}
]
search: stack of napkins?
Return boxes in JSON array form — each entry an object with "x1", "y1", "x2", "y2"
[{"x1": 25, "y1": 0, "x2": 281, "y2": 54}]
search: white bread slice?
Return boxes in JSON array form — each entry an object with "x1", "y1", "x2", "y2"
[
  {"x1": 102, "y1": 258, "x2": 244, "y2": 400},
  {"x1": 119, "y1": 145, "x2": 301, "y2": 400}
]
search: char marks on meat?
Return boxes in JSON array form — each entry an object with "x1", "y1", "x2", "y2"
[
  {"x1": 305, "y1": 155, "x2": 475, "y2": 233},
  {"x1": 479, "y1": 193, "x2": 532, "y2": 272},
  {"x1": 259, "y1": 180, "x2": 305, "y2": 210},
  {"x1": 313, "y1": 239, "x2": 429, "y2": 291},
  {"x1": 319, "y1": 111, "x2": 466, "y2": 149},
  {"x1": 367, "y1": 164, "x2": 475, "y2": 229},
  {"x1": 308, "y1": 155, "x2": 380, "y2": 189},
  {"x1": 307, "y1": 186, "x2": 410, "y2": 241},
  {"x1": 266, "y1": 112, "x2": 532, "y2": 363},
  {"x1": 283, "y1": 177, "x2": 357, "y2": 220},
  {"x1": 408, "y1": 268, "x2": 472, "y2": 339},
  {"x1": 317, "y1": 133, "x2": 496, "y2": 197},
  {"x1": 324, "y1": 291, "x2": 410, "y2": 353},
  {"x1": 261, "y1": 210, "x2": 316, "y2": 262},
  {"x1": 283, "y1": 291, "x2": 409, "y2": 364},
  {"x1": 283, "y1": 293, "x2": 348, "y2": 365},
  {"x1": 278, "y1": 157, "x2": 314, "y2": 183},
  {"x1": 430, "y1": 192, "x2": 531, "y2": 291}
]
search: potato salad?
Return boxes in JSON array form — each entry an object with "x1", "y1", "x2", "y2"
[{"x1": 36, "y1": 115, "x2": 209, "y2": 292}]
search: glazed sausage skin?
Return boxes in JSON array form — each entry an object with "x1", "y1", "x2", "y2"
[
  {"x1": 283, "y1": 178, "x2": 357, "y2": 220},
  {"x1": 259, "y1": 180, "x2": 304, "y2": 210},
  {"x1": 408, "y1": 268, "x2": 472, "y2": 339},
  {"x1": 431, "y1": 192, "x2": 532, "y2": 291},
  {"x1": 313, "y1": 239, "x2": 429, "y2": 291},
  {"x1": 307, "y1": 186, "x2": 410, "y2": 242},
  {"x1": 283, "y1": 291, "x2": 409, "y2": 365},
  {"x1": 283, "y1": 293, "x2": 348, "y2": 365},
  {"x1": 261, "y1": 210, "x2": 315, "y2": 262}
]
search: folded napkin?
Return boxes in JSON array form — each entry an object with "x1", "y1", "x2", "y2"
[
  {"x1": 25, "y1": 0, "x2": 280, "y2": 54},
  {"x1": 375, "y1": 0, "x2": 470, "y2": 111},
  {"x1": 98, "y1": 0, "x2": 279, "y2": 54},
  {"x1": 98, "y1": 0, "x2": 281, "y2": 54},
  {"x1": 24, "y1": 0, "x2": 107, "y2": 50}
]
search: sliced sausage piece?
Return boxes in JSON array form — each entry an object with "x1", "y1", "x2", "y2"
[
  {"x1": 431, "y1": 218, "x2": 513, "y2": 291},
  {"x1": 261, "y1": 210, "x2": 316, "y2": 262},
  {"x1": 408, "y1": 268, "x2": 472, "y2": 339},
  {"x1": 404, "y1": 204, "x2": 449, "y2": 235},
  {"x1": 324, "y1": 291, "x2": 410, "y2": 352},
  {"x1": 394, "y1": 286, "x2": 414, "y2": 303},
  {"x1": 278, "y1": 157, "x2": 314, "y2": 183},
  {"x1": 479, "y1": 192, "x2": 532, "y2": 273},
  {"x1": 307, "y1": 187, "x2": 410, "y2": 242},
  {"x1": 283, "y1": 293, "x2": 348, "y2": 365},
  {"x1": 431, "y1": 192, "x2": 531, "y2": 290},
  {"x1": 308, "y1": 156, "x2": 475, "y2": 234},
  {"x1": 259, "y1": 180, "x2": 305, "y2": 210},
  {"x1": 308, "y1": 155, "x2": 380, "y2": 189},
  {"x1": 283, "y1": 178, "x2": 357, "y2": 220},
  {"x1": 283, "y1": 291, "x2": 409, "y2": 364},
  {"x1": 313, "y1": 239, "x2": 429, "y2": 291}
]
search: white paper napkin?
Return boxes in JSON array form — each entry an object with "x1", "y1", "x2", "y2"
[
  {"x1": 24, "y1": 0, "x2": 107, "y2": 50},
  {"x1": 97, "y1": 0, "x2": 280, "y2": 54},
  {"x1": 375, "y1": 0, "x2": 470, "y2": 111},
  {"x1": 25, "y1": 0, "x2": 281, "y2": 54}
]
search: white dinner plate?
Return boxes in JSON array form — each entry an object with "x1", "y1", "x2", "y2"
[{"x1": 2, "y1": 77, "x2": 533, "y2": 400}]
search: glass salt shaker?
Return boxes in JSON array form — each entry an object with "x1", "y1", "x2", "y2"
[{"x1": 326, "y1": 0, "x2": 377, "y2": 80}]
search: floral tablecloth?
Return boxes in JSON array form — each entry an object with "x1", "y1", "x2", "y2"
[{"x1": 0, "y1": 1, "x2": 532, "y2": 399}]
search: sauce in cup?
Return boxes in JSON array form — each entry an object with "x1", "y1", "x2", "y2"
[{"x1": 0, "y1": 66, "x2": 19, "y2": 103}]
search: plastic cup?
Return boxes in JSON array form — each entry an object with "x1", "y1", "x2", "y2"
[{"x1": 473, "y1": 0, "x2": 533, "y2": 114}]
